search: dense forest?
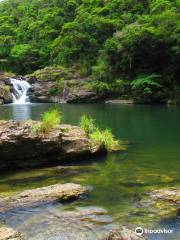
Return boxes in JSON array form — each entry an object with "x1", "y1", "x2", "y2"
[{"x1": 0, "y1": 0, "x2": 179, "y2": 102}]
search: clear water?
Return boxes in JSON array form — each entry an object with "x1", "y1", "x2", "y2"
[{"x1": 0, "y1": 103, "x2": 179, "y2": 239}]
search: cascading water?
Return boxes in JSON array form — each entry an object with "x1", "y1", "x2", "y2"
[{"x1": 10, "y1": 78, "x2": 31, "y2": 104}]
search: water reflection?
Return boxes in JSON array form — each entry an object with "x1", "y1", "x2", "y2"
[{"x1": 12, "y1": 104, "x2": 32, "y2": 120}]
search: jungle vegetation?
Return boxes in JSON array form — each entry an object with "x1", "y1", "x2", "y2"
[{"x1": 0, "y1": 0, "x2": 179, "y2": 102}]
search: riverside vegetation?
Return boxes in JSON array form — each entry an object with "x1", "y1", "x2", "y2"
[
  {"x1": 33, "y1": 108, "x2": 123, "y2": 152},
  {"x1": 0, "y1": 0, "x2": 179, "y2": 104},
  {"x1": 80, "y1": 114, "x2": 123, "y2": 151},
  {"x1": 32, "y1": 108, "x2": 62, "y2": 134}
]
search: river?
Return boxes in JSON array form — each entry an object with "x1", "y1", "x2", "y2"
[{"x1": 0, "y1": 103, "x2": 179, "y2": 240}]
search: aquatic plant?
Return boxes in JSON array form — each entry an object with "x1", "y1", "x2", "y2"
[{"x1": 33, "y1": 108, "x2": 61, "y2": 134}]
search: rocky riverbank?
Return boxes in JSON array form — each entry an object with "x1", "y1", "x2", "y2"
[
  {"x1": 0, "y1": 120, "x2": 106, "y2": 169},
  {"x1": 0, "y1": 68, "x2": 106, "y2": 104},
  {"x1": 0, "y1": 68, "x2": 179, "y2": 105}
]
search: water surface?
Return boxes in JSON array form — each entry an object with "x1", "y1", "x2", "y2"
[{"x1": 0, "y1": 103, "x2": 179, "y2": 239}]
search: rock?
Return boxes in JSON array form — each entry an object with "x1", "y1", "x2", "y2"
[
  {"x1": 1, "y1": 205, "x2": 116, "y2": 240},
  {"x1": 0, "y1": 72, "x2": 15, "y2": 104},
  {"x1": 146, "y1": 188, "x2": 180, "y2": 204},
  {"x1": 167, "y1": 98, "x2": 180, "y2": 105},
  {"x1": 29, "y1": 80, "x2": 57, "y2": 103},
  {"x1": 104, "y1": 227, "x2": 147, "y2": 240},
  {"x1": 105, "y1": 100, "x2": 134, "y2": 105},
  {"x1": 0, "y1": 183, "x2": 88, "y2": 212},
  {"x1": 140, "y1": 187, "x2": 180, "y2": 219},
  {"x1": 65, "y1": 87, "x2": 103, "y2": 103},
  {"x1": 25, "y1": 67, "x2": 105, "y2": 103},
  {"x1": 0, "y1": 121, "x2": 104, "y2": 169},
  {"x1": 0, "y1": 82, "x2": 12, "y2": 104},
  {"x1": 29, "y1": 79, "x2": 104, "y2": 103},
  {"x1": 0, "y1": 227, "x2": 24, "y2": 240}
]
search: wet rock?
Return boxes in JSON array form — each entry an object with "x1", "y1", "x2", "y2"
[
  {"x1": 0, "y1": 121, "x2": 105, "y2": 169},
  {"x1": 0, "y1": 227, "x2": 24, "y2": 240},
  {"x1": 29, "y1": 79, "x2": 104, "y2": 104},
  {"x1": 146, "y1": 188, "x2": 180, "y2": 204},
  {"x1": 29, "y1": 81, "x2": 57, "y2": 103},
  {"x1": 2, "y1": 205, "x2": 115, "y2": 240},
  {"x1": 0, "y1": 72, "x2": 15, "y2": 104},
  {"x1": 105, "y1": 227, "x2": 147, "y2": 240},
  {"x1": 0, "y1": 183, "x2": 88, "y2": 212},
  {"x1": 140, "y1": 187, "x2": 180, "y2": 219},
  {"x1": 0, "y1": 82, "x2": 12, "y2": 104}
]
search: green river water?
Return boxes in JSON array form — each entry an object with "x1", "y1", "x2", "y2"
[{"x1": 0, "y1": 103, "x2": 179, "y2": 240}]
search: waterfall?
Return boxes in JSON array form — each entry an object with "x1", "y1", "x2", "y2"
[{"x1": 10, "y1": 78, "x2": 31, "y2": 104}]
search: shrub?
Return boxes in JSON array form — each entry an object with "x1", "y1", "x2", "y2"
[
  {"x1": 131, "y1": 74, "x2": 162, "y2": 102},
  {"x1": 80, "y1": 114, "x2": 96, "y2": 135},
  {"x1": 33, "y1": 108, "x2": 61, "y2": 134}
]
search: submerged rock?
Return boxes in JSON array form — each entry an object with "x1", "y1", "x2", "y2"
[
  {"x1": 147, "y1": 188, "x2": 180, "y2": 204},
  {"x1": 140, "y1": 187, "x2": 180, "y2": 219},
  {"x1": 104, "y1": 227, "x2": 147, "y2": 240},
  {"x1": 1, "y1": 204, "x2": 115, "y2": 240},
  {"x1": 0, "y1": 227, "x2": 24, "y2": 240},
  {"x1": 0, "y1": 183, "x2": 88, "y2": 212},
  {"x1": 0, "y1": 121, "x2": 104, "y2": 169}
]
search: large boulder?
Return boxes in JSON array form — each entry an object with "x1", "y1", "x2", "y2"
[
  {"x1": 0, "y1": 183, "x2": 88, "y2": 212},
  {"x1": 0, "y1": 120, "x2": 104, "y2": 169}
]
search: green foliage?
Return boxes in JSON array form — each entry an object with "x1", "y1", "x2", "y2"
[
  {"x1": 90, "y1": 129, "x2": 121, "y2": 152},
  {"x1": 33, "y1": 108, "x2": 61, "y2": 134},
  {"x1": 80, "y1": 114, "x2": 122, "y2": 151},
  {"x1": 29, "y1": 66, "x2": 80, "y2": 81},
  {"x1": 80, "y1": 114, "x2": 96, "y2": 135},
  {"x1": 131, "y1": 74, "x2": 163, "y2": 102},
  {"x1": 0, "y1": 0, "x2": 179, "y2": 102},
  {"x1": 48, "y1": 78, "x2": 66, "y2": 96}
]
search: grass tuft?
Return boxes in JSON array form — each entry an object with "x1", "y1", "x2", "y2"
[
  {"x1": 80, "y1": 114, "x2": 123, "y2": 151},
  {"x1": 33, "y1": 108, "x2": 61, "y2": 134},
  {"x1": 80, "y1": 114, "x2": 96, "y2": 135}
]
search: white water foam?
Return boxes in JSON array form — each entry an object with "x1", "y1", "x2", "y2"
[{"x1": 10, "y1": 78, "x2": 31, "y2": 104}]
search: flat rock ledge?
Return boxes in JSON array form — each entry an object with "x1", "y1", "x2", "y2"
[
  {"x1": 0, "y1": 227, "x2": 24, "y2": 240},
  {"x1": 0, "y1": 120, "x2": 104, "y2": 169},
  {"x1": 105, "y1": 99, "x2": 134, "y2": 105},
  {"x1": 104, "y1": 227, "x2": 147, "y2": 240},
  {"x1": 0, "y1": 183, "x2": 88, "y2": 212}
]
